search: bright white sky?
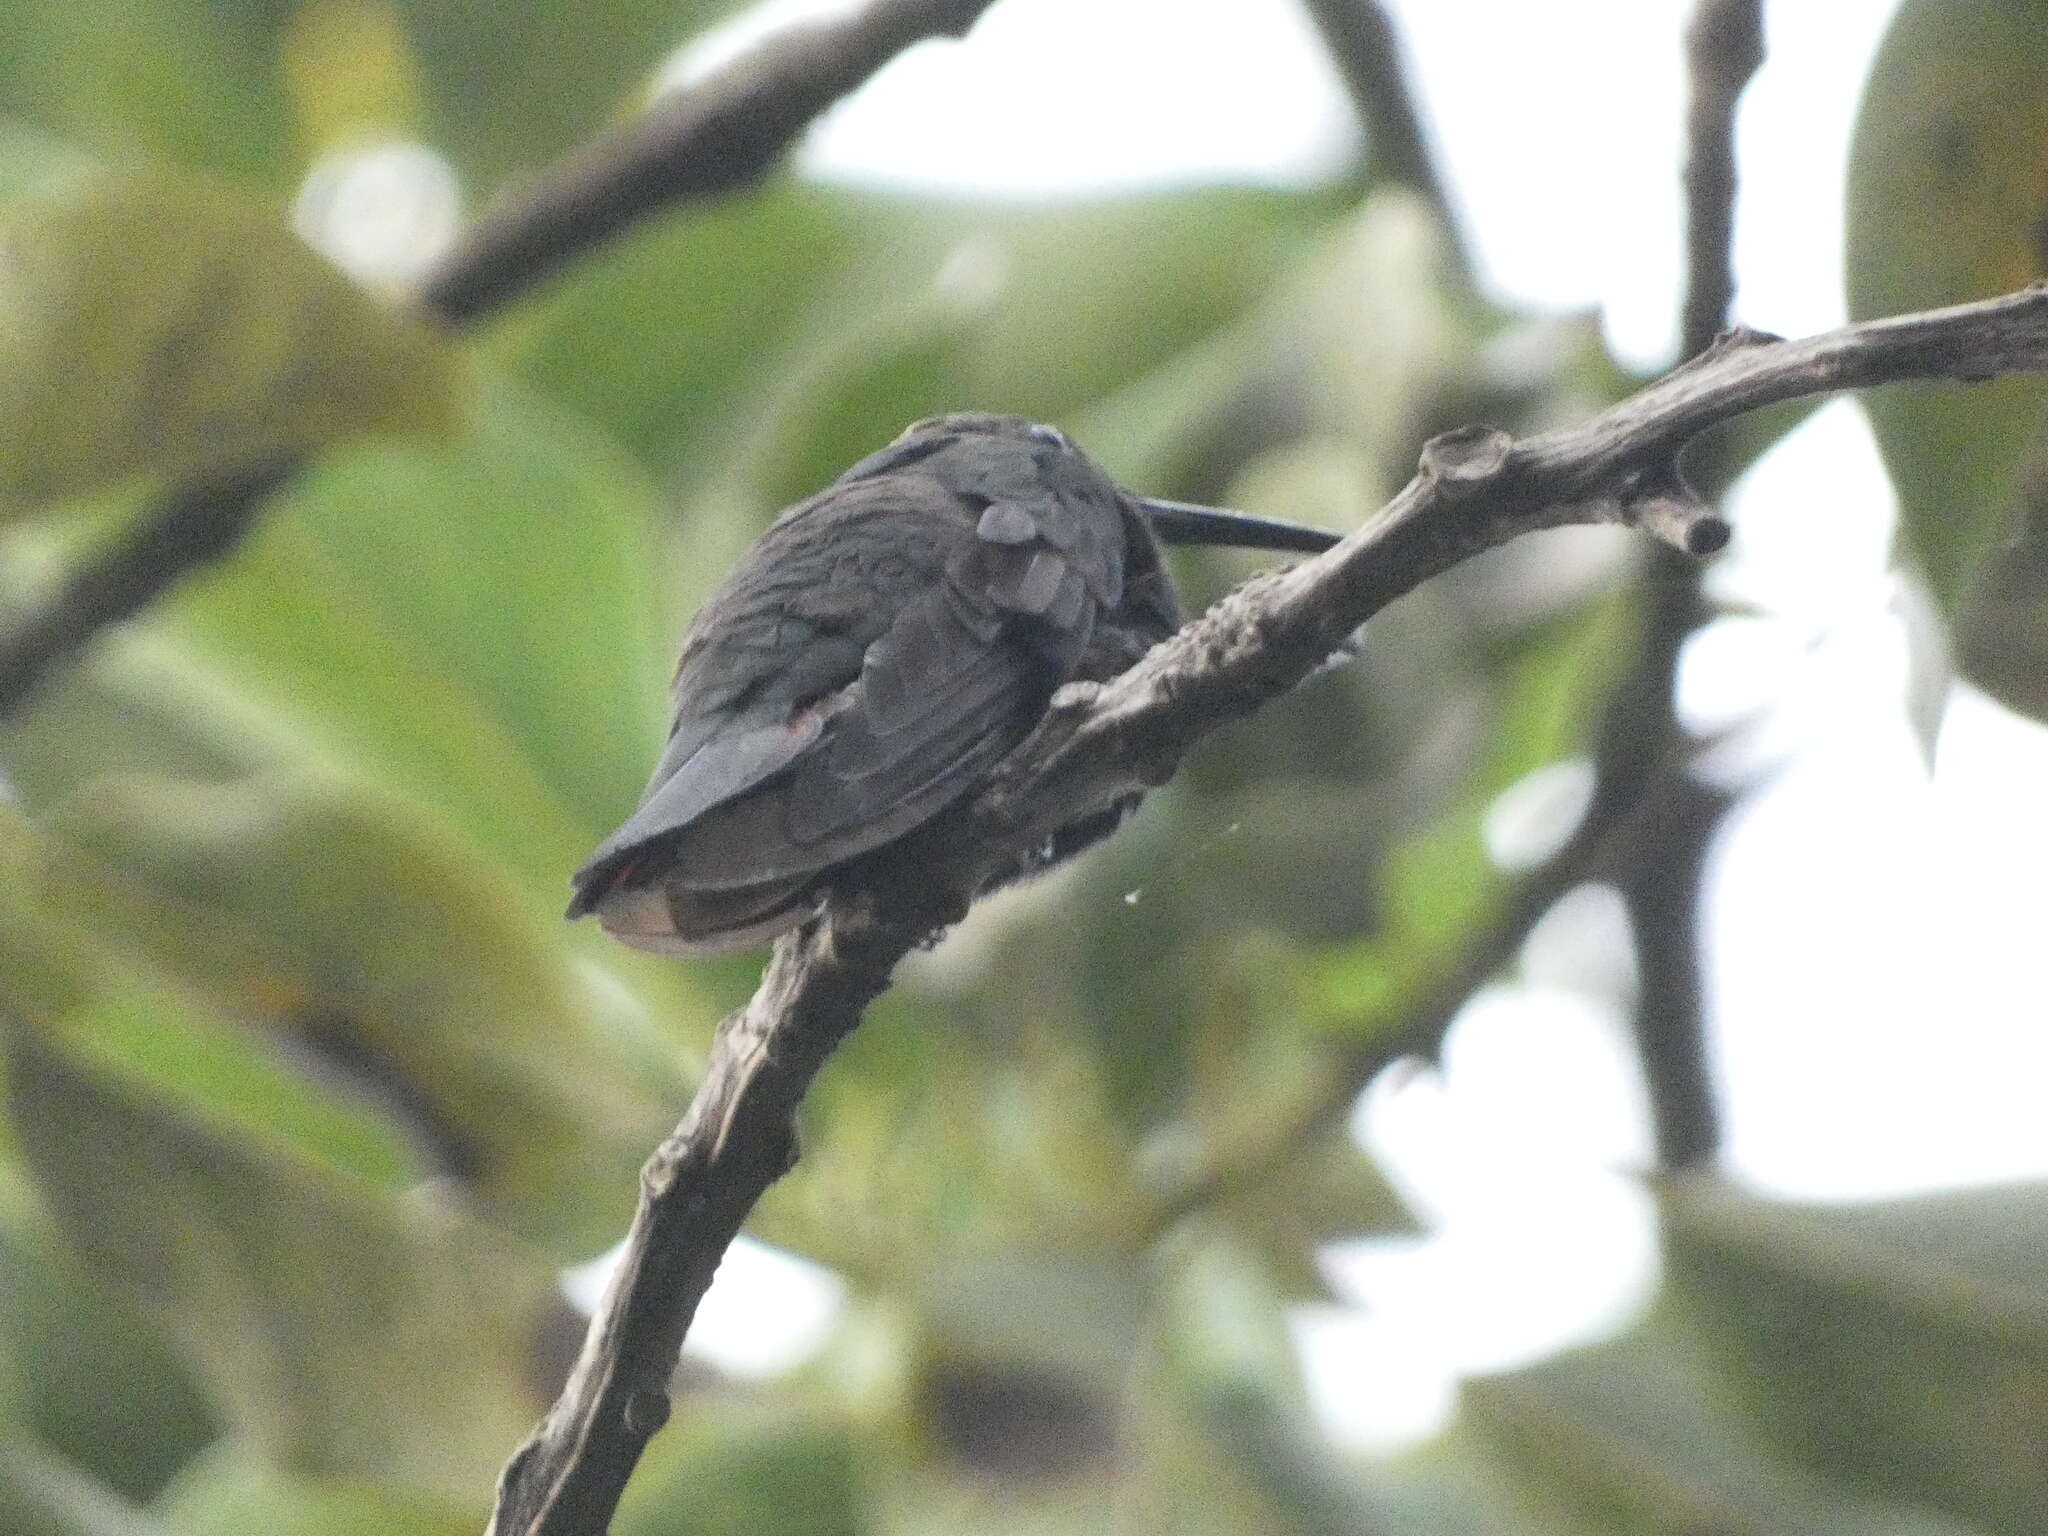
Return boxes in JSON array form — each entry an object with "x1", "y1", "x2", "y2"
[{"x1": 582, "y1": 0, "x2": 2048, "y2": 1454}]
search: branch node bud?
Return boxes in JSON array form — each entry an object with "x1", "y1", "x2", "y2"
[
  {"x1": 624, "y1": 1390, "x2": 671, "y2": 1438},
  {"x1": 1622, "y1": 465, "x2": 1730, "y2": 557},
  {"x1": 1419, "y1": 425, "x2": 1512, "y2": 497},
  {"x1": 1705, "y1": 323, "x2": 1782, "y2": 356}
]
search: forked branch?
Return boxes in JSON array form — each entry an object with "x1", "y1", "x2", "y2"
[{"x1": 491, "y1": 282, "x2": 2048, "y2": 1536}]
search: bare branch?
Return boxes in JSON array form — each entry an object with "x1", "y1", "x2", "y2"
[
  {"x1": 0, "y1": 457, "x2": 301, "y2": 715},
  {"x1": 1148, "y1": 3, "x2": 1752, "y2": 1204},
  {"x1": 420, "y1": 0, "x2": 1001, "y2": 322},
  {"x1": 1618, "y1": 765, "x2": 1728, "y2": 1164},
  {"x1": 0, "y1": 0, "x2": 1002, "y2": 719},
  {"x1": 497, "y1": 284, "x2": 2048, "y2": 1533},
  {"x1": 1298, "y1": 0, "x2": 1470, "y2": 271},
  {"x1": 489, "y1": 912, "x2": 918, "y2": 1536},
  {"x1": 1681, "y1": 0, "x2": 1765, "y2": 360},
  {"x1": 1610, "y1": 0, "x2": 1765, "y2": 1171},
  {"x1": 988, "y1": 292, "x2": 2048, "y2": 839},
  {"x1": 1143, "y1": 747, "x2": 1688, "y2": 1228}
]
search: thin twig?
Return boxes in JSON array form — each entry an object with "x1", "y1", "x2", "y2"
[
  {"x1": 1681, "y1": 0, "x2": 1765, "y2": 361},
  {"x1": 1207, "y1": 2, "x2": 1771, "y2": 1188},
  {"x1": 0, "y1": 0, "x2": 1003, "y2": 719},
  {"x1": 1143, "y1": 749, "x2": 1687, "y2": 1228},
  {"x1": 1298, "y1": 0, "x2": 1471, "y2": 271},
  {"x1": 497, "y1": 283, "x2": 2048, "y2": 1535},
  {"x1": 0, "y1": 458, "x2": 301, "y2": 713},
  {"x1": 1611, "y1": 0, "x2": 1765, "y2": 1170}
]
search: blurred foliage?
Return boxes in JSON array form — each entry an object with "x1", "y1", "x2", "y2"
[
  {"x1": 0, "y1": 169, "x2": 463, "y2": 516},
  {"x1": 0, "y1": 2, "x2": 2039, "y2": 1534}
]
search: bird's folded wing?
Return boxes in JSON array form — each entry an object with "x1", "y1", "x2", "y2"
[
  {"x1": 574, "y1": 491, "x2": 1105, "y2": 905},
  {"x1": 662, "y1": 583, "x2": 1049, "y2": 891},
  {"x1": 565, "y1": 706, "x2": 828, "y2": 911},
  {"x1": 786, "y1": 583, "x2": 1037, "y2": 849}
]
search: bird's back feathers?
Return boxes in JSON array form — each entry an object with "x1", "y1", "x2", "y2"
[{"x1": 568, "y1": 414, "x2": 1176, "y2": 952}]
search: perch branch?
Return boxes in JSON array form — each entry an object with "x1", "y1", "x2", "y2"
[
  {"x1": 492, "y1": 283, "x2": 2048, "y2": 1535},
  {"x1": 0, "y1": 0, "x2": 1003, "y2": 718}
]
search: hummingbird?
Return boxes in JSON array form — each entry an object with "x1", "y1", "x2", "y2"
[{"x1": 567, "y1": 413, "x2": 1340, "y2": 954}]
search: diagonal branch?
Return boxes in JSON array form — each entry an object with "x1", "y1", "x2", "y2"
[
  {"x1": 1298, "y1": 0, "x2": 1470, "y2": 270},
  {"x1": 1142, "y1": 746, "x2": 1689, "y2": 1230},
  {"x1": 1167, "y1": 2, "x2": 1762, "y2": 1201},
  {"x1": 0, "y1": 0, "x2": 1003, "y2": 719},
  {"x1": 494, "y1": 283, "x2": 2048, "y2": 1536},
  {"x1": 419, "y1": 0, "x2": 997, "y2": 322},
  {"x1": 0, "y1": 457, "x2": 302, "y2": 717}
]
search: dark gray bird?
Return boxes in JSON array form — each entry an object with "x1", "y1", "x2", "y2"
[{"x1": 568, "y1": 412, "x2": 1339, "y2": 954}]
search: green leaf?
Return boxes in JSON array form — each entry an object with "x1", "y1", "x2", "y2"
[
  {"x1": 0, "y1": 170, "x2": 465, "y2": 516},
  {"x1": 1313, "y1": 596, "x2": 1626, "y2": 1036},
  {"x1": 612, "y1": 1401, "x2": 865, "y2": 1536},
  {"x1": 496, "y1": 184, "x2": 864, "y2": 482},
  {"x1": 760, "y1": 992, "x2": 1148, "y2": 1278},
  {"x1": 2, "y1": 1016, "x2": 550, "y2": 1495},
  {"x1": 277, "y1": 0, "x2": 428, "y2": 158},
  {"x1": 1848, "y1": 0, "x2": 2048, "y2": 721},
  {"x1": 0, "y1": 638, "x2": 256, "y2": 815},
  {"x1": 1954, "y1": 471, "x2": 2048, "y2": 724},
  {"x1": 501, "y1": 183, "x2": 1335, "y2": 490},
  {"x1": 136, "y1": 374, "x2": 669, "y2": 886},
  {"x1": 1080, "y1": 186, "x2": 1489, "y2": 506},
  {"x1": 1275, "y1": 189, "x2": 1474, "y2": 476},
  {"x1": 0, "y1": 1434, "x2": 174, "y2": 1536},
  {"x1": 0, "y1": 117, "x2": 94, "y2": 206},
  {"x1": 0, "y1": 807, "x2": 99, "y2": 1026},
  {"x1": 0, "y1": 5, "x2": 295, "y2": 185},
  {"x1": 1130, "y1": 1230, "x2": 1374, "y2": 1536},
  {"x1": 42, "y1": 773, "x2": 676, "y2": 1254},
  {"x1": 43, "y1": 985, "x2": 419, "y2": 1196},
  {"x1": 1367, "y1": 1425, "x2": 1583, "y2": 1536},
  {"x1": 263, "y1": 375, "x2": 671, "y2": 841},
  {"x1": 897, "y1": 185, "x2": 1346, "y2": 426},
  {"x1": 395, "y1": 0, "x2": 748, "y2": 193},
  {"x1": 745, "y1": 306, "x2": 980, "y2": 514},
  {"x1": 1460, "y1": 1300, "x2": 1990, "y2": 1535},
  {"x1": 155, "y1": 1446, "x2": 482, "y2": 1536},
  {"x1": 1662, "y1": 1176, "x2": 2048, "y2": 1535},
  {"x1": 0, "y1": 1221, "x2": 220, "y2": 1503},
  {"x1": 0, "y1": 806, "x2": 423, "y2": 1195},
  {"x1": 915, "y1": 1250, "x2": 1154, "y2": 1392},
  {"x1": 1204, "y1": 1120, "x2": 1413, "y2": 1298}
]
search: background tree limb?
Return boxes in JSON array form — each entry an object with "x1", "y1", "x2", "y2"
[
  {"x1": 1156, "y1": 0, "x2": 1765, "y2": 1212},
  {"x1": 1613, "y1": 0, "x2": 1765, "y2": 1170},
  {"x1": 490, "y1": 282, "x2": 2048, "y2": 1536},
  {"x1": 0, "y1": 0, "x2": 1003, "y2": 719},
  {"x1": 418, "y1": 0, "x2": 997, "y2": 322},
  {"x1": 1298, "y1": 0, "x2": 1470, "y2": 274}
]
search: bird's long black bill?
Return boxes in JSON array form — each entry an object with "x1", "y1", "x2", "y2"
[{"x1": 1138, "y1": 497, "x2": 1343, "y2": 554}]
